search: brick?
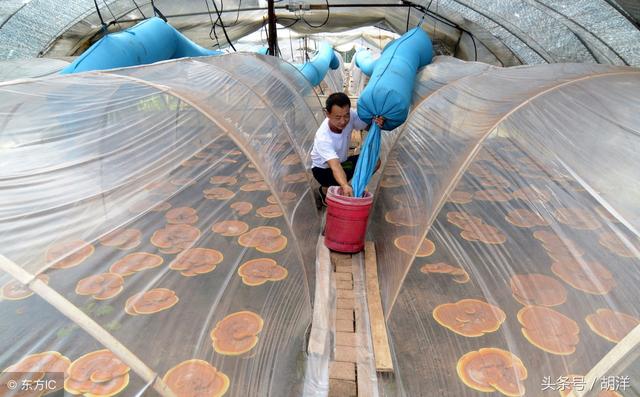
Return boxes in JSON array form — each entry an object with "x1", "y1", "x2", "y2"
[
  {"x1": 335, "y1": 265, "x2": 352, "y2": 273},
  {"x1": 329, "y1": 379, "x2": 356, "y2": 397},
  {"x1": 336, "y1": 279, "x2": 353, "y2": 290},
  {"x1": 329, "y1": 361, "x2": 356, "y2": 381},
  {"x1": 335, "y1": 272, "x2": 353, "y2": 281},
  {"x1": 336, "y1": 332, "x2": 358, "y2": 347},
  {"x1": 336, "y1": 298, "x2": 354, "y2": 309},
  {"x1": 336, "y1": 289, "x2": 355, "y2": 299},
  {"x1": 336, "y1": 319, "x2": 355, "y2": 332},
  {"x1": 335, "y1": 346, "x2": 358, "y2": 363},
  {"x1": 336, "y1": 309, "x2": 354, "y2": 321}
]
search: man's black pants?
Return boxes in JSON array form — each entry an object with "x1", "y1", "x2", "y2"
[{"x1": 312, "y1": 155, "x2": 359, "y2": 187}]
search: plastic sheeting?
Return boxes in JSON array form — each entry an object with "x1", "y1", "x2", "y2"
[
  {"x1": 0, "y1": 53, "x2": 325, "y2": 396},
  {"x1": 369, "y1": 62, "x2": 640, "y2": 396}
]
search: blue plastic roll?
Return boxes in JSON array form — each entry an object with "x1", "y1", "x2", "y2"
[
  {"x1": 295, "y1": 42, "x2": 340, "y2": 86},
  {"x1": 356, "y1": 27, "x2": 433, "y2": 130},
  {"x1": 354, "y1": 49, "x2": 377, "y2": 77},
  {"x1": 352, "y1": 27, "x2": 433, "y2": 197},
  {"x1": 61, "y1": 17, "x2": 221, "y2": 74}
]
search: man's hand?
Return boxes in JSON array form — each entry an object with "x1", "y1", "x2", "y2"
[
  {"x1": 373, "y1": 116, "x2": 385, "y2": 128},
  {"x1": 341, "y1": 184, "x2": 354, "y2": 197}
]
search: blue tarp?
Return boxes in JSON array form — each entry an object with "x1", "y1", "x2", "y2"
[
  {"x1": 295, "y1": 42, "x2": 339, "y2": 86},
  {"x1": 61, "y1": 18, "x2": 221, "y2": 74},
  {"x1": 352, "y1": 27, "x2": 433, "y2": 197}
]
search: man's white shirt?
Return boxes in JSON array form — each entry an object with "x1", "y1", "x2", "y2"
[{"x1": 310, "y1": 109, "x2": 368, "y2": 169}]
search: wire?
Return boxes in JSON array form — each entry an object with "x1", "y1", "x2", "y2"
[
  {"x1": 301, "y1": 0, "x2": 330, "y2": 28},
  {"x1": 102, "y1": 0, "x2": 122, "y2": 30},
  {"x1": 92, "y1": 0, "x2": 108, "y2": 31},
  {"x1": 204, "y1": 0, "x2": 221, "y2": 48},
  {"x1": 131, "y1": 0, "x2": 146, "y2": 18},
  {"x1": 209, "y1": 0, "x2": 237, "y2": 51}
]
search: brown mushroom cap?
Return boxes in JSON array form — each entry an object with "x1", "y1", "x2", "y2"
[
  {"x1": 446, "y1": 211, "x2": 484, "y2": 229},
  {"x1": 510, "y1": 274, "x2": 567, "y2": 307},
  {"x1": 512, "y1": 187, "x2": 551, "y2": 203},
  {"x1": 532, "y1": 231, "x2": 585, "y2": 259},
  {"x1": 238, "y1": 258, "x2": 288, "y2": 286},
  {"x1": 243, "y1": 171, "x2": 263, "y2": 182},
  {"x1": 203, "y1": 188, "x2": 236, "y2": 200},
  {"x1": 145, "y1": 180, "x2": 176, "y2": 193},
  {"x1": 165, "y1": 207, "x2": 199, "y2": 225},
  {"x1": 212, "y1": 220, "x2": 250, "y2": 237},
  {"x1": 256, "y1": 205, "x2": 284, "y2": 218},
  {"x1": 379, "y1": 175, "x2": 405, "y2": 188},
  {"x1": 551, "y1": 259, "x2": 615, "y2": 295},
  {"x1": 554, "y1": 207, "x2": 602, "y2": 230},
  {"x1": 394, "y1": 235, "x2": 435, "y2": 257},
  {"x1": 109, "y1": 253, "x2": 163, "y2": 277},
  {"x1": 4, "y1": 351, "x2": 71, "y2": 375},
  {"x1": 586, "y1": 308, "x2": 640, "y2": 343},
  {"x1": 466, "y1": 163, "x2": 493, "y2": 178},
  {"x1": 230, "y1": 201, "x2": 253, "y2": 216},
  {"x1": 385, "y1": 208, "x2": 419, "y2": 227},
  {"x1": 281, "y1": 154, "x2": 301, "y2": 166},
  {"x1": 457, "y1": 348, "x2": 527, "y2": 397},
  {"x1": 433, "y1": 299, "x2": 506, "y2": 337},
  {"x1": 267, "y1": 192, "x2": 297, "y2": 204},
  {"x1": 75, "y1": 273, "x2": 124, "y2": 300},
  {"x1": 99, "y1": 229, "x2": 142, "y2": 250},
  {"x1": 210, "y1": 311, "x2": 264, "y2": 355},
  {"x1": 65, "y1": 350, "x2": 130, "y2": 396},
  {"x1": 46, "y1": 240, "x2": 95, "y2": 269},
  {"x1": 505, "y1": 209, "x2": 549, "y2": 228},
  {"x1": 209, "y1": 176, "x2": 238, "y2": 185},
  {"x1": 598, "y1": 232, "x2": 640, "y2": 258},
  {"x1": 125, "y1": 288, "x2": 179, "y2": 315},
  {"x1": 1, "y1": 274, "x2": 49, "y2": 300},
  {"x1": 447, "y1": 191, "x2": 473, "y2": 204},
  {"x1": 150, "y1": 224, "x2": 201, "y2": 254},
  {"x1": 518, "y1": 306, "x2": 580, "y2": 355},
  {"x1": 420, "y1": 263, "x2": 469, "y2": 283},
  {"x1": 238, "y1": 227, "x2": 288, "y2": 253},
  {"x1": 170, "y1": 248, "x2": 223, "y2": 277},
  {"x1": 239, "y1": 181, "x2": 269, "y2": 192},
  {"x1": 593, "y1": 206, "x2": 620, "y2": 223},
  {"x1": 460, "y1": 224, "x2": 507, "y2": 245},
  {"x1": 479, "y1": 175, "x2": 511, "y2": 189},
  {"x1": 163, "y1": 359, "x2": 230, "y2": 397},
  {"x1": 283, "y1": 172, "x2": 306, "y2": 183},
  {"x1": 473, "y1": 189, "x2": 512, "y2": 202}
]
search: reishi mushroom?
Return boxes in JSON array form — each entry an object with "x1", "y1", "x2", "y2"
[
  {"x1": 238, "y1": 258, "x2": 288, "y2": 286},
  {"x1": 163, "y1": 359, "x2": 230, "y2": 397},
  {"x1": 210, "y1": 311, "x2": 264, "y2": 355}
]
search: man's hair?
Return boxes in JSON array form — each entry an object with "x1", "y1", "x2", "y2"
[{"x1": 325, "y1": 92, "x2": 350, "y2": 113}]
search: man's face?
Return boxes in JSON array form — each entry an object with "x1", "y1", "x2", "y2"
[{"x1": 326, "y1": 105, "x2": 350, "y2": 132}]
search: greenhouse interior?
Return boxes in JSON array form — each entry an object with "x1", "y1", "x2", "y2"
[{"x1": 1, "y1": 1, "x2": 639, "y2": 397}]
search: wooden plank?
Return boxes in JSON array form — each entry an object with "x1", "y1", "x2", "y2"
[
  {"x1": 574, "y1": 323, "x2": 640, "y2": 397},
  {"x1": 308, "y1": 236, "x2": 333, "y2": 355},
  {"x1": 363, "y1": 242, "x2": 394, "y2": 372}
]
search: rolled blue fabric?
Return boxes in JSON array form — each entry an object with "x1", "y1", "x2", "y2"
[
  {"x1": 61, "y1": 17, "x2": 221, "y2": 74},
  {"x1": 295, "y1": 42, "x2": 339, "y2": 86},
  {"x1": 356, "y1": 27, "x2": 433, "y2": 130},
  {"x1": 354, "y1": 49, "x2": 377, "y2": 77},
  {"x1": 352, "y1": 27, "x2": 432, "y2": 196}
]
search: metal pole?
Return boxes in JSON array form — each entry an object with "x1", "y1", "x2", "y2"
[{"x1": 267, "y1": 0, "x2": 278, "y2": 56}]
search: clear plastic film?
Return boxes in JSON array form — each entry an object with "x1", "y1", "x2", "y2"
[
  {"x1": 0, "y1": 53, "x2": 325, "y2": 396},
  {"x1": 369, "y1": 63, "x2": 640, "y2": 396}
]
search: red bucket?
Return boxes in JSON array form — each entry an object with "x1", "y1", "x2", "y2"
[{"x1": 324, "y1": 186, "x2": 373, "y2": 253}]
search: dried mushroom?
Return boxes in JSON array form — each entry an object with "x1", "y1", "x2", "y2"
[
  {"x1": 509, "y1": 274, "x2": 567, "y2": 307},
  {"x1": 170, "y1": 248, "x2": 223, "y2": 277},
  {"x1": 165, "y1": 207, "x2": 198, "y2": 225},
  {"x1": 212, "y1": 220, "x2": 249, "y2": 237},
  {"x1": 203, "y1": 188, "x2": 236, "y2": 200},
  {"x1": 109, "y1": 253, "x2": 163, "y2": 277},
  {"x1": 150, "y1": 224, "x2": 201, "y2": 254},
  {"x1": 586, "y1": 308, "x2": 639, "y2": 343},
  {"x1": 75, "y1": 273, "x2": 124, "y2": 300},
  {"x1": 419, "y1": 263, "x2": 469, "y2": 283},
  {"x1": 394, "y1": 235, "x2": 435, "y2": 257},
  {"x1": 210, "y1": 311, "x2": 264, "y2": 355},
  {"x1": 163, "y1": 359, "x2": 230, "y2": 397},
  {"x1": 238, "y1": 227, "x2": 288, "y2": 254},
  {"x1": 256, "y1": 205, "x2": 283, "y2": 218},
  {"x1": 517, "y1": 306, "x2": 579, "y2": 355},
  {"x1": 457, "y1": 348, "x2": 527, "y2": 396},
  {"x1": 99, "y1": 229, "x2": 142, "y2": 250},
  {"x1": 433, "y1": 299, "x2": 506, "y2": 337},
  {"x1": 238, "y1": 258, "x2": 288, "y2": 286},
  {"x1": 1, "y1": 274, "x2": 49, "y2": 300},
  {"x1": 64, "y1": 349, "x2": 129, "y2": 397},
  {"x1": 46, "y1": 240, "x2": 94, "y2": 270},
  {"x1": 125, "y1": 288, "x2": 179, "y2": 315}
]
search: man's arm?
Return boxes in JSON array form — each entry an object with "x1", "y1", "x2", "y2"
[{"x1": 327, "y1": 158, "x2": 353, "y2": 197}]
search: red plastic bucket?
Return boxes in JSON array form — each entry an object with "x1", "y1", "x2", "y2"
[{"x1": 324, "y1": 186, "x2": 373, "y2": 253}]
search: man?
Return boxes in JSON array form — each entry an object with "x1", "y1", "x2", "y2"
[{"x1": 310, "y1": 92, "x2": 384, "y2": 202}]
